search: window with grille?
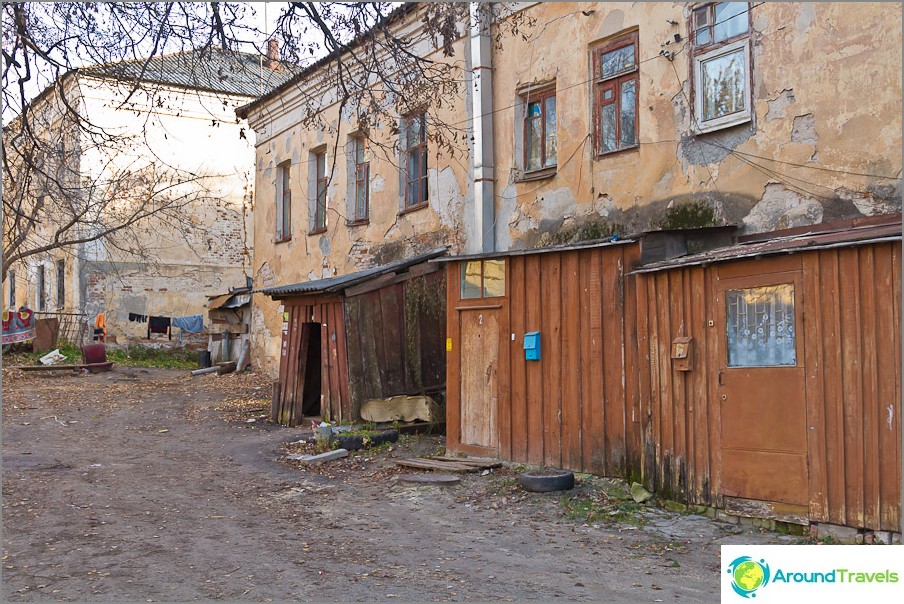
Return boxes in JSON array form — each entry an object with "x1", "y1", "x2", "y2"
[{"x1": 726, "y1": 284, "x2": 796, "y2": 367}]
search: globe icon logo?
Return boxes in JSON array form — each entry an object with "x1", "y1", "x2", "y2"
[{"x1": 727, "y1": 556, "x2": 771, "y2": 598}]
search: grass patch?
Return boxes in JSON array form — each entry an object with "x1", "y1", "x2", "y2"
[
  {"x1": 561, "y1": 492, "x2": 645, "y2": 525},
  {"x1": 3, "y1": 342, "x2": 197, "y2": 370},
  {"x1": 559, "y1": 477, "x2": 647, "y2": 526},
  {"x1": 2, "y1": 342, "x2": 82, "y2": 366},
  {"x1": 106, "y1": 345, "x2": 198, "y2": 370}
]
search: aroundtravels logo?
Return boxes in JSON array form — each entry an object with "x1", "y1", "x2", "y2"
[{"x1": 727, "y1": 556, "x2": 771, "y2": 598}]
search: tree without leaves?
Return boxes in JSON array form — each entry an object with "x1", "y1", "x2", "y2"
[{"x1": 2, "y1": 2, "x2": 532, "y2": 282}]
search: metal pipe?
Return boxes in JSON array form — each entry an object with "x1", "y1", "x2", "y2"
[{"x1": 469, "y1": 3, "x2": 496, "y2": 254}]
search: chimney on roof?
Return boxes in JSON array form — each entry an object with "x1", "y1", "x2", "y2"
[{"x1": 265, "y1": 38, "x2": 281, "y2": 71}]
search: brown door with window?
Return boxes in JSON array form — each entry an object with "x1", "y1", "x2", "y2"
[
  {"x1": 715, "y1": 269, "x2": 808, "y2": 506},
  {"x1": 459, "y1": 308, "x2": 500, "y2": 451}
]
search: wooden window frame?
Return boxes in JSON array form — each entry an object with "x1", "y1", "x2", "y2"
[
  {"x1": 522, "y1": 87, "x2": 557, "y2": 174},
  {"x1": 56, "y1": 259, "x2": 65, "y2": 309},
  {"x1": 349, "y1": 135, "x2": 370, "y2": 225},
  {"x1": 8, "y1": 270, "x2": 15, "y2": 308},
  {"x1": 276, "y1": 161, "x2": 292, "y2": 243},
  {"x1": 36, "y1": 264, "x2": 46, "y2": 311},
  {"x1": 403, "y1": 112, "x2": 428, "y2": 210},
  {"x1": 689, "y1": 2, "x2": 753, "y2": 133},
  {"x1": 460, "y1": 259, "x2": 507, "y2": 300},
  {"x1": 311, "y1": 151, "x2": 328, "y2": 235},
  {"x1": 592, "y1": 30, "x2": 639, "y2": 157}
]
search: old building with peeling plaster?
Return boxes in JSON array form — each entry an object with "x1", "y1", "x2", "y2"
[
  {"x1": 4, "y1": 49, "x2": 298, "y2": 345},
  {"x1": 242, "y1": 2, "x2": 900, "y2": 379}
]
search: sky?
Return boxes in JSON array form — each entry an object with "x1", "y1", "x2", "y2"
[{"x1": 1, "y1": 2, "x2": 297, "y2": 124}]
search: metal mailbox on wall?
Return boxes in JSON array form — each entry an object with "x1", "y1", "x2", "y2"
[{"x1": 524, "y1": 331, "x2": 541, "y2": 361}]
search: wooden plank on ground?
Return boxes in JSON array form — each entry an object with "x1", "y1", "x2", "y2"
[
  {"x1": 425, "y1": 455, "x2": 502, "y2": 468},
  {"x1": 395, "y1": 458, "x2": 481, "y2": 473}
]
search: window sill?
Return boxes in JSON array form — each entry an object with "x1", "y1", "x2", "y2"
[
  {"x1": 346, "y1": 219, "x2": 370, "y2": 227},
  {"x1": 399, "y1": 201, "x2": 429, "y2": 215},
  {"x1": 691, "y1": 116, "x2": 752, "y2": 136},
  {"x1": 594, "y1": 144, "x2": 639, "y2": 159},
  {"x1": 307, "y1": 227, "x2": 327, "y2": 236},
  {"x1": 514, "y1": 166, "x2": 557, "y2": 183},
  {"x1": 275, "y1": 236, "x2": 292, "y2": 244}
]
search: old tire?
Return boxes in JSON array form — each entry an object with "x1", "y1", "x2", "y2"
[
  {"x1": 369, "y1": 429, "x2": 399, "y2": 446},
  {"x1": 519, "y1": 469, "x2": 575, "y2": 492}
]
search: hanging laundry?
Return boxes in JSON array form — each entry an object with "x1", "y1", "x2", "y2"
[
  {"x1": 128, "y1": 312, "x2": 148, "y2": 323},
  {"x1": 147, "y1": 316, "x2": 171, "y2": 340},
  {"x1": 1, "y1": 307, "x2": 35, "y2": 345},
  {"x1": 93, "y1": 312, "x2": 106, "y2": 342},
  {"x1": 171, "y1": 314, "x2": 204, "y2": 333}
]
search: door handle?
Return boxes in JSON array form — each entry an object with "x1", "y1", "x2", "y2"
[{"x1": 718, "y1": 370, "x2": 724, "y2": 386}]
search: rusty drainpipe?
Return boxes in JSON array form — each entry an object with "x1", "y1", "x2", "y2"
[{"x1": 469, "y1": 2, "x2": 495, "y2": 254}]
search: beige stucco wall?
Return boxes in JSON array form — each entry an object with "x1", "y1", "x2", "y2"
[
  {"x1": 245, "y1": 1, "x2": 901, "y2": 377},
  {"x1": 245, "y1": 17, "x2": 472, "y2": 377},
  {"x1": 492, "y1": 2, "x2": 902, "y2": 249},
  {"x1": 4, "y1": 76, "x2": 254, "y2": 346}
]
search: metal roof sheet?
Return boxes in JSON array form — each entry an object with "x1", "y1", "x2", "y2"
[
  {"x1": 256, "y1": 247, "x2": 448, "y2": 299},
  {"x1": 631, "y1": 216, "x2": 902, "y2": 275},
  {"x1": 79, "y1": 49, "x2": 300, "y2": 98},
  {"x1": 430, "y1": 237, "x2": 634, "y2": 263}
]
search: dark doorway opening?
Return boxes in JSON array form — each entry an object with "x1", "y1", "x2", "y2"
[{"x1": 300, "y1": 323, "x2": 322, "y2": 417}]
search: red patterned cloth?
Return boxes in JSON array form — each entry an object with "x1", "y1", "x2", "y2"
[{"x1": 1, "y1": 308, "x2": 35, "y2": 344}]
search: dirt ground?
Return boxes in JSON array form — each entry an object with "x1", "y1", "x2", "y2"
[{"x1": 2, "y1": 367, "x2": 794, "y2": 602}]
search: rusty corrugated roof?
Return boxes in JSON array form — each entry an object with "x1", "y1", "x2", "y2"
[
  {"x1": 256, "y1": 247, "x2": 448, "y2": 299},
  {"x1": 631, "y1": 214, "x2": 902, "y2": 274}
]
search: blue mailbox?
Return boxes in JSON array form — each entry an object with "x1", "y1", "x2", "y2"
[{"x1": 524, "y1": 331, "x2": 541, "y2": 361}]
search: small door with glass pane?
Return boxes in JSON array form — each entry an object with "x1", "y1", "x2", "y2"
[
  {"x1": 457, "y1": 259, "x2": 506, "y2": 452},
  {"x1": 715, "y1": 269, "x2": 808, "y2": 507}
]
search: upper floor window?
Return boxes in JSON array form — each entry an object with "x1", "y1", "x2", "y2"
[
  {"x1": 275, "y1": 161, "x2": 291, "y2": 242},
  {"x1": 403, "y1": 112, "x2": 428, "y2": 209},
  {"x1": 524, "y1": 88, "x2": 557, "y2": 173},
  {"x1": 56, "y1": 259, "x2": 65, "y2": 309},
  {"x1": 311, "y1": 150, "x2": 328, "y2": 233},
  {"x1": 691, "y1": 2, "x2": 752, "y2": 132},
  {"x1": 36, "y1": 264, "x2": 46, "y2": 311},
  {"x1": 349, "y1": 135, "x2": 369, "y2": 223},
  {"x1": 8, "y1": 270, "x2": 15, "y2": 308},
  {"x1": 593, "y1": 31, "x2": 639, "y2": 155}
]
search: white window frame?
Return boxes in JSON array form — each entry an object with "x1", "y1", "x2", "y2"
[
  {"x1": 275, "y1": 161, "x2": 292, "y2": 242},
  {"x1": 308, "y1": 147, "x2": 328, "y2": 234},
  {"x1": 692, "y1": 35, "x2": 752, "y2": 133}
]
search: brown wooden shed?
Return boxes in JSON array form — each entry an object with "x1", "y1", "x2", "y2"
[
  {"x1": 260, "y1": 248, "x2": 447, "y2": 426},
  {"x1": 631, "y1": 214, "x2": 901, "y2": 532},
  {"x1": 443, "y1": 215, "x2": 902, "y2": 533},
  {"x1": 441, "y1": 238, "x2": 642, "y2": 477}
]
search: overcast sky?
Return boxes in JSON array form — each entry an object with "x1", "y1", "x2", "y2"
[{"x1": 1, "y1": 2, "x2": 300, "y2": 123}]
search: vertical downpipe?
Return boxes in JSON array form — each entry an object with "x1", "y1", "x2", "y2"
[{"x1": 469, "y1": 3, "x2": 496, "y2": 254}]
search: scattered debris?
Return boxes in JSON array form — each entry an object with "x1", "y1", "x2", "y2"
[
  {"x1": 39, "y1": 349, "x2": 67, "y2": 365},
  {"x1": 398, "y1": 473, "x2": 461, "y2": 486},
  {"x1": 395, "y1": 456, "x2": 501, "y2": 474},
  {"x1": 631, "y1": 482, "x2": 654, "y2": 503},
  {"x1": 361, "y1": 395, "x2": 440, "y2": 423},
  {"x1": 287, "y1": 449, "x2": 349, "y2": 463}
]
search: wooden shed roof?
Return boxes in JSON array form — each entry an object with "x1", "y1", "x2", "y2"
[
  {"x1": 630, "y1": 214, "x2": 902, "y2": 275},
  {"x1": 430, "y1": 237, "x2": 635, "y2": 263},
  {"x1": 256, "y1": 247, "x2": 447, "y2": 299}
]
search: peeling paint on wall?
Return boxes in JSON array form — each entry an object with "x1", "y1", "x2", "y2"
[{"x1": 791, "y1": 113, "x2": 818, "y2": 145}]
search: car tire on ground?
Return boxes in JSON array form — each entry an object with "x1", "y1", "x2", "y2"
[{"x1": 519, "y1": 469, "x2": 575, "y2": 492}]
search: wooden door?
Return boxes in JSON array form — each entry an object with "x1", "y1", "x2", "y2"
[
  {"x1": 459, "y1": 308, "x2": 500, "y2": 450},
  {"x1": 716, "y1": 271, "x2": 808, "y2": 506}
]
